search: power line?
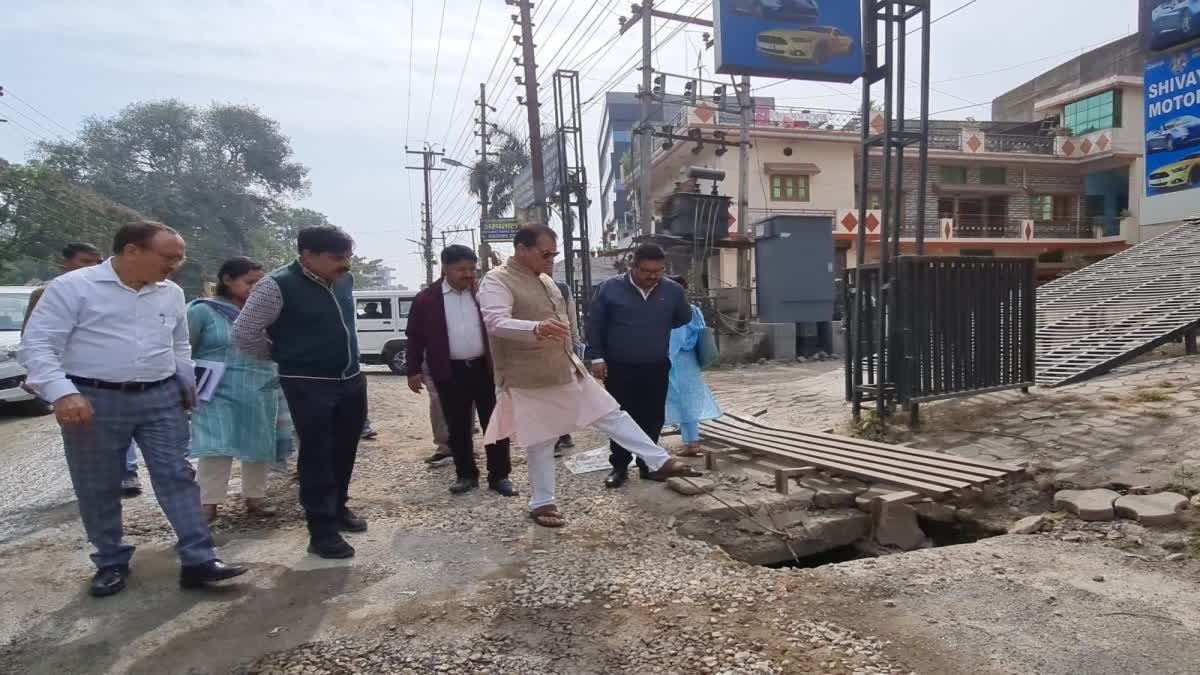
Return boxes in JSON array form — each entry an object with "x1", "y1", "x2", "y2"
[
  {"x1": 0, "y1": 100, "x2": 69, "y2": 143},
  {"x1": 1, "y1": 87, "x2": 76, "y2": 138},
  {"x1": 439, "y1": 0, "x2": 486, "y2": 152},
  {"x1": 404, "y1": 1, "x2": 416, "y2": 143},
  {"x1": 422, "y1": 0, "x2": 450, "y2": 143}
]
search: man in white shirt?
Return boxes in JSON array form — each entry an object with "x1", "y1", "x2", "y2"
[
  {"x1": 20, "y1": 221, "x2": 247, "y2": 598},
  {"x1": 404, "y1": 245, "x2": 514, "y2": 496}
]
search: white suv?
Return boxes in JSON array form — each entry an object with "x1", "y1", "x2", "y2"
[
  {"x1": 0, "y1": 286, "x2": 51, "y2": 415},
  {"x1": 353, "y1": 290, "x2": 417, "y2": 374}
]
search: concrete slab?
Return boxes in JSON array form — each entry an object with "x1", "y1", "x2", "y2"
[
  {"x1": 1114, "y1": 492, "x2": 1189, "y2": 526},
  {"x1": 875, "y1": 504, "x2": 926, "y2": 551},
  {"x1": 1054, "y1": 489, "x2": 1120, "y2": 521},
  {"x1": 819, "y1": 536, "x2": 1200, "y2": 675},
  {"x1": 1008, "y1": 514, "x2": 1048, "y2": 534}
]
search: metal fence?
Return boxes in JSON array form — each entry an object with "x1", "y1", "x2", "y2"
[{"x1": 845, "y1": 256, "x2": 1036, "y2": 411}]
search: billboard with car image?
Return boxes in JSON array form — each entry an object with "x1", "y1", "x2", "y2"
[
  {"x1": 713, "y1": 0, "x2": 863, "y2": 83},
  {"x1": 1144, "y1": 46, "x2": 1200, "y2": 196},
  {"x1": 1141, "y1": 0, "x2": 1200, "y2": 54}
]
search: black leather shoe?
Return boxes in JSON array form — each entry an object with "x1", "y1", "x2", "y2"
[
  {"x1": 90, "y1": 565, "x2": 129, "y2": 598},
  {"x1": 308, "y1": 535, "x2": 356, "y2": 559},
  {"x1": 604, "y1": 470, "x2": 629, "y2": 489},
  {"x1": 489, "y1": 478, "x2": 518, "y2": 497},
  {"x1": 179, "y1": 559, "x2": 248, "y2": 589},
  {"x1": 338, "y1": 508, "x2": 368, "y2": 533},
  {"x1": 450, "y1": 477, "x2": 480, "y2": 495}
]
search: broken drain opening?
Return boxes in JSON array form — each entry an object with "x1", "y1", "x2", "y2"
[
  {"x1": 917, "y1": 514, "x2": 1005, "y2": 547},
  {"x1": 763, "y1": 544, "x2": 874, "y2": 569}
]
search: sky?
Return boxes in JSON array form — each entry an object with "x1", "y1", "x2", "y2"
[{"x1": 2, "y1": 0, "x2": 1139, "y2": 289}]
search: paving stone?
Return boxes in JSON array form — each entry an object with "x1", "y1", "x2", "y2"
[
  {"x1": 1008, "y1": 514, "x2": 1048, "y2": 534},
  {"x1": 1053, "y1": 489, "x2": 1120, "y2": 521},
  {"x1": 666, "y1": 477, "x2": 716, "y2": 496},
  {"x1": 798, "y1": 477, "x2": 867, "y2": 508},
  {"x1": 1114, "y1": 492, "x2": 1189, "y2": 526},
  {"x1": 874, "y1": 504, "x2": 925, "y2": 551},
  {"x1": 913, "y1": 501, "x2": 956, "y2": 524}
]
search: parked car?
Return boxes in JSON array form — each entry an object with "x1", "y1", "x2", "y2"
[
  {"x1": 1148, "y1": 151, "x2": 1200, "y2": 190},
  {"x1": 733, "y1": 0, "x2": 820, "y2": 24},
  {"x1": 1147, "y1": 114, "x2": 1200, "y2": 152},
  {"x1": 757, "y1": 26, "x2": 854, "y2": 65},
  {"x1": 353, "y1": 289, "x2": 417, "y2": 374},
  {"x1": 1151, "y1": 0, "x2": 1200, "y2": 49},
  {"x1": 0, "y1": 286, "x2": 52, "y2": 416}
]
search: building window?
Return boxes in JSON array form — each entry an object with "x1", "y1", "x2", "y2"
[
  {"x1": 940, "y1": 166, "x2": 967, "y2": 184},
  {"x1": 770, "y1": 174, "x2": 810, "y2": 202},
  {"x1": 1033, "y1": 195, "x2": 1073, "y2": 223},
  {"x1": 1063, "y1": 90, "x2": 1122, "y2": 136},
  {"x1": 979, "y1": 167, "x2": 1007, "y2": 185}
]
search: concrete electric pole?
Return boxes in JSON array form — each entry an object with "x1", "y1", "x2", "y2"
[
  {"x1": 406, "y1": 146, "x2": 445, "y2": 286},
  {"x1": 476, "y1": 83, "x2": 497, "y2": 272},
  {"x1": 639, "y1": 0, "x2": 654, "y2": 235},
  {"x1": 510, "y1": 0, "x2": 547, "y2": 222},
  {"x1": 736, "y1": 75, "x2": 752, "y2": 325}
]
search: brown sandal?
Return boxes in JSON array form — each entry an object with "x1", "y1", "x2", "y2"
[
  {"x1": 530, "y1": 505, "x2": 566, "y2": 528},
  {"x1": 676, "y1": 444, "x2": 704, "y2": 458},
  {"x1": 650, "y1": 458, "x2": 703, "y2": 479}
]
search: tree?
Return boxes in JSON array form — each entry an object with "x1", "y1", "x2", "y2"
[
  {"x1": 34, "y1": 99, "x2": 310, "y2": 295},
  {"x1": 468, "y1": 127, "x2": 530, "y2": 219},
  {"x1": 0, "y1": 160, "x2": 139, "y2": 284},
  {"x1": 351, "y1": 256, "x2": 394, "y2": 289}
]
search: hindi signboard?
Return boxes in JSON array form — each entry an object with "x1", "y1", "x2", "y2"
[
  {"x1": 713, "y1": 0, "x2": 863, "y2": 83},
  {"x1": 480, "y1": 218, "x2": 520, "y2": 243}
]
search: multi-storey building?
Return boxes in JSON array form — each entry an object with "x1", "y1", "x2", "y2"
[
  {"x1": 597, "y1": 93, "x2": 681, "y2": 245},
  {"x1": 633, "y1": 35, "x2": 1169, "y2": 302}
]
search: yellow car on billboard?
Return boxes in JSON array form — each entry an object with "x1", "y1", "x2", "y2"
[
  {"x1": 1148, "y1": 151, "x2": 1200, "y2": 191},
  {"x1": 756, "y1": 26, "x2": 855, "y2": 65}
]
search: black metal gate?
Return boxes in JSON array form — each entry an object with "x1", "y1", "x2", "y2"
[{"x1": 845, "y1": 256, "x2": 1036, "y2": 413}]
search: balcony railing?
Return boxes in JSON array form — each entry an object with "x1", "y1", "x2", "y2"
[{"x1": 833, "y1": 210, "x2": 1110, "y2": 241}]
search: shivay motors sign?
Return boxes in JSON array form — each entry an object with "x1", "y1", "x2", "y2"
[{"x1": 1144, "y1": 47, "x2": 1200, "y2": 195}]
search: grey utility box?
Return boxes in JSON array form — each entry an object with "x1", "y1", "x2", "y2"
[{"x1": 753, "y1": 215, "x2": 836, "y2": 354}]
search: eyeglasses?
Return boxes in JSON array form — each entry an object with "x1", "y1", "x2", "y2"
[{"x1": 523, "y1": 246, "x2": 558, "y2": 260}]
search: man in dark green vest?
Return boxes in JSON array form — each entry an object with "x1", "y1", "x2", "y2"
[{"x1": 232, "y1": 225, "x2": 368, "y2": 559}]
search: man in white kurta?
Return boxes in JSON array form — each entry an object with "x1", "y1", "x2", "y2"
[{"x1": 478, "y1": 225, "x2": 701, "y2": 526}]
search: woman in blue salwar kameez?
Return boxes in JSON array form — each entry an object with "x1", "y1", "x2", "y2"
[
  {"x1": 664, "y1": 276, "x2": 721, "y2": 457},
  {"x1": 190, "y1": 257, "x2": 294, "y2": 521}
]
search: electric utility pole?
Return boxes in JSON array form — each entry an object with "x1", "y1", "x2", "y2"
[
  {"x1": 510, "y1": 0, "x2": 547, "y2": 222},
  {"x1": 406, "y1": 146, "x2": 444, "y2": 286},
  {"x1": 476, "y1": 83, "x2": 498, "y2": 271},
  {"x1": 736, "y1": 75, "x2": 752, "y2": 325},
  {"x1": 620, "y1": 2, "x2": 714, "y2": 235}
]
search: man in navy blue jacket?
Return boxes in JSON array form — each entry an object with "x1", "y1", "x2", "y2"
[{"x1": 586, "y1": 243, "x2": 691, "y2": 488}]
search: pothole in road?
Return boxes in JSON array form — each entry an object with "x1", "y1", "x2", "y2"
[{"x1": 679, "y1": 507, "x2": 1006, "y2": 570}]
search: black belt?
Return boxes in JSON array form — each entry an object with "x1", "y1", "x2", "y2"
[
  {"x1": 450, "y1": 357, "x2": 486, "y2": 367},
  {"x1": 67, "y1": 375, "x2": 174, "y2": 393}
]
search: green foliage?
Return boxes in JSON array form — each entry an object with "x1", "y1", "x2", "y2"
[
  {"x1": 0, "y1": 161, "x2": 139, "y2": 284},
  {"x1": 468, "y1": 127, "x2": 529, "y2": 219},
  {"x1": 24, "y1": 99, "x2": 310, "y2": 296}
]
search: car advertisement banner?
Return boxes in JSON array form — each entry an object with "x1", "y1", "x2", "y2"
[
  {"x1": 713, "y1": 0, "x2": 863, "y2": 83},
  {"x1": 1144, "y1": 46, "x2": 1200, "y2": 196},
  {"x1": 1140, "y1": 0, "x2": 1200, "y2": 54}
]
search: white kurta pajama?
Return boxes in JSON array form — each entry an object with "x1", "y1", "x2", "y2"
[{"x1": 478, "y1": 275, "x2": 671, "y2": 510}]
